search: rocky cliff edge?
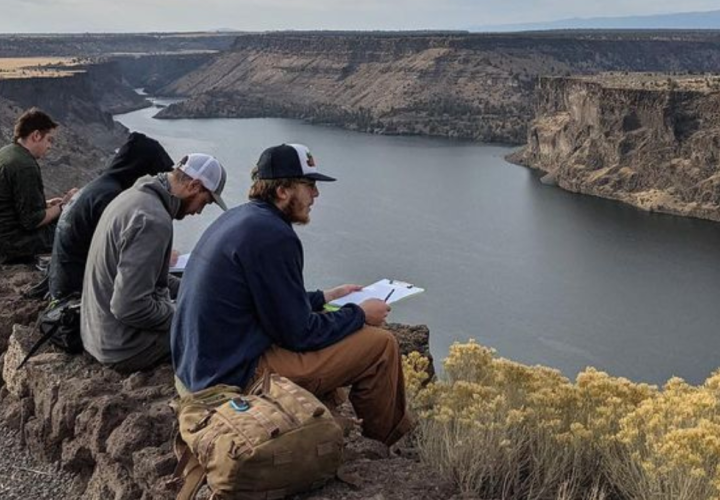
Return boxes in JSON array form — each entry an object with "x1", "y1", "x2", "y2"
[
  {"x1": 509, "y1": 74, "x2": 720, "y2": 221},
  {"x1": 0, "y1": 264, "x2": 447, "y2": 500}
]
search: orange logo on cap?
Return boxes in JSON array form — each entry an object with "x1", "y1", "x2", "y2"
[{"x1": 306, "y1": 151, "x2": 315, "y2": 167}]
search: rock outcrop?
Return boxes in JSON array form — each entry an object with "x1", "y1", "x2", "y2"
[
  {"x1": 0, "y1": 65, "x2": 131, "y2": 149},
  {"x1": 510, "y1": 75, "x2": 720, "y2": 221},
  {"x1": 156, "y1": 31, "x2": 720, "y2": 144},
  {"x1": 0, "y1": 264, "x2": 445, "y2": 499},
  {"x1": 0, "y1": 266, "x2": 44, "y2": 358},
  {"x1": 82, "y1": 60, "x2": 153, "y2": 115}
]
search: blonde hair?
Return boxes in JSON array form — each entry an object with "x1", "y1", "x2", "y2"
[{"x1": 247, "y1": 167, "x2": 299, "y2": 203}]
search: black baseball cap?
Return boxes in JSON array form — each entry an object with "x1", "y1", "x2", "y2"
[{"x1": 257, "y1": 143, "x2": 336, "y2": 182}]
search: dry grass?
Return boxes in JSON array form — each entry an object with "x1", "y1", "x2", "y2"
[
  {"x1": 403, "y1": 341, "x2": 720, "y2": 500},
  {"x1": 0, "y1": 57, "x2": 81, "y2": 79}
]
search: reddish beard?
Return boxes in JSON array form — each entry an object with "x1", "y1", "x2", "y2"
[{"x1": 281, "y1": 194, "x2": 310, "y2": 225}]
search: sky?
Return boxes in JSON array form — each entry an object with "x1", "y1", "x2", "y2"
[{"x1": 2, "y1": 0, "x2": 720, "y2": 33}]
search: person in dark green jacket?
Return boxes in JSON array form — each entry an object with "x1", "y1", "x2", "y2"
[{"x1": 0, "y1": 108, "x2": 77, "y2": 264}]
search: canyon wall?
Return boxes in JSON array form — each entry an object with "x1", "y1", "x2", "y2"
[
  {"x1": 112, "y1": 53, "x2": 215, "y2": 95},
  {"x1": 0, "y1": 33, "x2": 237, "y2": 57},
  {"x1": 0, "y1": 61, "x2": 145, "y2": 194},
  {"x1": 6, "y1": 31, "x2": 720, "y2": 210},
  {"x1": 0, "y1": 32, "x2": 236, "y2": 196},
  {"x1": 0, "y1": 64, "x2": 139, "y2": 143},
  {"x1": 156, "y1": 32, "x2": 720, "y2": 144},
  {"x1": 510, "y1": 76, "x2": 720, "y2": 221}
]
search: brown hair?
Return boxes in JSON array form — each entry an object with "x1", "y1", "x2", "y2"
[
  {"x1": 248, "y1": 167, "x2": 299, "y2": 203},
  {"x1": 13, "y1": 108, "x2": 58, "y2": 143}
]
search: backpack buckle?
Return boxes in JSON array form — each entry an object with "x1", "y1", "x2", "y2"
[{"x1": 230, "y1": 397, "x2": 250, "y2": 412}]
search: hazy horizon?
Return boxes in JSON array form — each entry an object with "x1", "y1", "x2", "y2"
[{"x1": 3, "y1": 1, "x2": 720, "y2": 33}]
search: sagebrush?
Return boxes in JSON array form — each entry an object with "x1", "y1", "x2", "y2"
[{"x1": 403, "y1": 340, "x2": 720, "y2": 500}]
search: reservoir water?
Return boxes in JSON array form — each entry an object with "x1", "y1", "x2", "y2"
[{"x1": 116, "y1": 101, "x2": 720, "y2": 386}]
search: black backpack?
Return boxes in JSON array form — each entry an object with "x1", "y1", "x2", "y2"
[{"x1": 17, "y1": 293, "x2": 83, "y2": 369}]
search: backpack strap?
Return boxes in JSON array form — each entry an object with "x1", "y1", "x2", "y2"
[
  {"x1": 17, "y1": 293, "x2": 82, "y2": 369},
  {"x1": 169, "y1": 434, "x2": 207, "y2": 500},
  {"x1": 16, "y1": 311, "x2": 59, "y2": 369},
  {"x1": 177, "y1": 453, "x2": 206, "y2": 500}
]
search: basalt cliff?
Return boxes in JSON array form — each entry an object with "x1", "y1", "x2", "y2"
[
  {"x1": 510, "y1": 74, "x2": 720, "y2": 221},
  {"x1": 8, "y1": 31, "x2": 720, "y2": 208},
  {"x1": 0, "y1": 60, "x2": 148, "y2": 191},
  {"x1": 0, "y1": 33, "x2": 231, "y2": 193},
  {"x1": 156, "y1": 32, "x2": 720, "y2": 144}
]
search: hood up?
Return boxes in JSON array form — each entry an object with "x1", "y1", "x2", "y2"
[{"x1": 103, "y1": 132, "x2": 174, "y2": 189}]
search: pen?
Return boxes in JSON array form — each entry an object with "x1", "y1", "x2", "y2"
[{"x1": 384, "y1": 289, "x2": 395, "y2": 302}]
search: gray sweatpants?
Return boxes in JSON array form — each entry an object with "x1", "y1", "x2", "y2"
[{"x1": 108, "y1": 332, "x2": 170, "y2": 374}]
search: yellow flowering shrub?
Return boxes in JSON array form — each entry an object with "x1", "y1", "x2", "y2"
[
  {"x1": 402, "y1": 351, "x2": 431, "y2": 411},
  {"x1": 403, "y1": 340, "x2": 720, "y2": 500},
  {"x1": 611, "y1": 374, "x2": 720, "y2": 500}
]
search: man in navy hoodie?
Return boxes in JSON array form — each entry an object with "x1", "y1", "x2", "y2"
[{"x1": 172, "y1": 143, "x2": 412, "y2": 447}]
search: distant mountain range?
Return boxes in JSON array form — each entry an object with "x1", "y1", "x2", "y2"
[{"x1": 472, "y1": 10, "x2": 720, "y2": 32}]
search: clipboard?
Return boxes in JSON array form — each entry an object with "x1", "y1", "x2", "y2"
[
  {"x1": 170, "y1": 253, "x2": 191, "y2": 274},
  {"x1": 328, "y1": 279, "x2": 425, "y2": 308}
]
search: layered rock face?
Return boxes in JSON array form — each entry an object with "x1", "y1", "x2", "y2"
[
  {"x1": 157, "y1": 32, "x2": 720, "y2": 144},
  {"x1": 0, "y1": 60, "x2": 151, "y2": 194},
  {"x1": 82, "y1": 60, "x2": 152, "y2": 115},
  {"x1": 112, "y1": 53, "x2": 216, "y2": 95},
  {"x1": 511, "y1": 76, "x2": 720, "y2": 221},
  {"x1": 0, "y1": 63, "x2": 139, "y2": 145}
]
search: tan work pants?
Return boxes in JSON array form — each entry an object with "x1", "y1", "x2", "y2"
[
  {"x1": 175, "y1": 326, "x2": 413, "y2": 446},
  {"x1": 255, "y1": 326, "x2": 412, "y2": 447}
]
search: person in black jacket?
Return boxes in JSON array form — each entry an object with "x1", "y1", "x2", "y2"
[{"x1": 48, "y1": 132, "x2": 174, "y2": 299}]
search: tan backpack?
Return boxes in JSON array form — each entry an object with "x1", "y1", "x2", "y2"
[{"x1": 170, "y1": 374, "x2": 344, "y2": 500}]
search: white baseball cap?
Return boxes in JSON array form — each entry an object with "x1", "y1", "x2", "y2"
[{"x1": 177, "y1": 153, "x2": 228, "y2": 210}]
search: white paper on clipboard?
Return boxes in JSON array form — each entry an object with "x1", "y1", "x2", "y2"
[{"x1": 329, "y1": 279, "x2": 424, "y2": 307}]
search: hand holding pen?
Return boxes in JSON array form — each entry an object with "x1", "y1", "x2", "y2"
[{"x1": 359, "y1": 296, "x2": 391, "y2": 326}]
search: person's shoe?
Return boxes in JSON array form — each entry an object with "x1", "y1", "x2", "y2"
[
  {"x1": 23, "y1": 274, "x2": 49, "y2": 300},
  {"x1": 35, "y1": 254, "x2": 52, "y2": 273}
]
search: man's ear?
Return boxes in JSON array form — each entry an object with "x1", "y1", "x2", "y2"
[
  {"x1": 189, "y1": 179, "x2": 204, "y2": 194},
  {"x1": 30, "y1": 130, "x2": 43, "y2": 143},
  {"x1": 275, "y1": 185, "x2": 291, "y2": 202}
]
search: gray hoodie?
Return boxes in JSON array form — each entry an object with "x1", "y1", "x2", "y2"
[{"x1": 81, "y1": 174, "x2": 181, "y2": 364}]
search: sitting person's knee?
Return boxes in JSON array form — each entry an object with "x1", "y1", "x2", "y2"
[{"x1": 363, "y1": 327, "x2": 399, "y2": 357}]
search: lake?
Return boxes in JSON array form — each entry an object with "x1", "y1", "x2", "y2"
[{"x1": 116, "y1": 100, "x2": 720, "y2": 386}]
